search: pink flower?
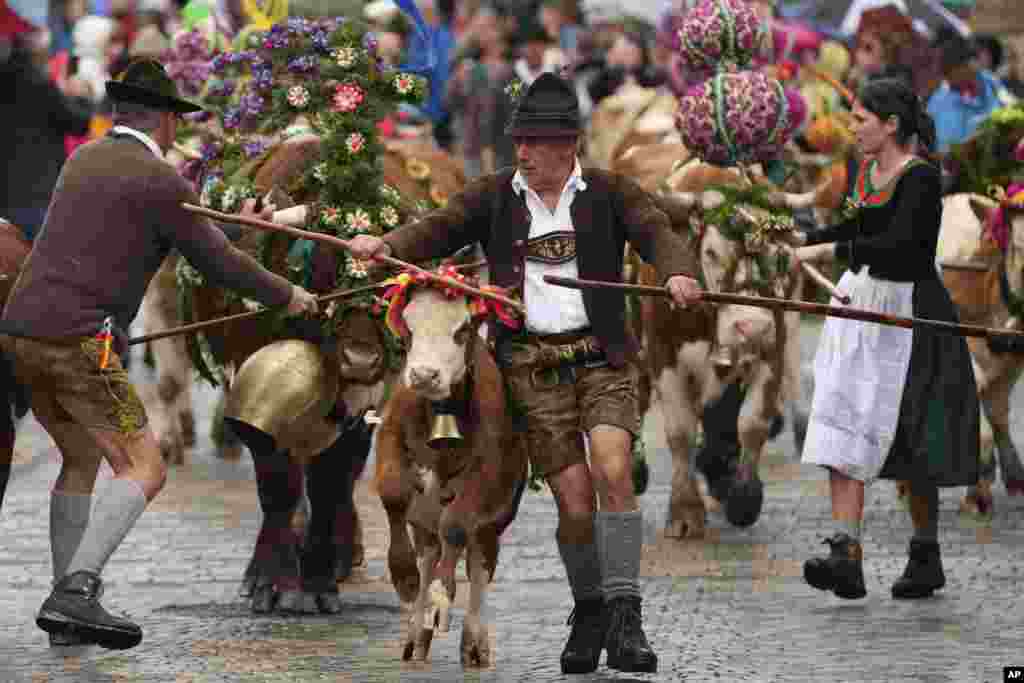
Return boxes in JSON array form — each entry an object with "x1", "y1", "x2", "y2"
[
  {"x1": 346, "y1": 132, "x2": 366, "y2": 155},
  {"x1": 1015, "y1": 137, "x2": 1024, "y2": 163},
  {"x1": 332, "y1": 83, "x2": 365, "y2": 113}
]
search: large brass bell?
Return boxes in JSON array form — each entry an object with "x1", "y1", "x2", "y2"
[{"x1": 427, "y1": 400, "x2": 463, "y2": 450}]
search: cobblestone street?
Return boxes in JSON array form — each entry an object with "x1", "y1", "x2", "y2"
[{"x1": 1, "y1": 322, "x2": 1022, "y2": 682}]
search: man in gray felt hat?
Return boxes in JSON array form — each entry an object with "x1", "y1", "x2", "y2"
[
  {"x1": 349, "y1": 72, "x2": 703, "y2": 675},
  {"x1": 0, "y1": 58, "x2": 318, "y2": 650}
]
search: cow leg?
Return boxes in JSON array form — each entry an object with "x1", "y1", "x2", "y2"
[
  {"x1": 301, "y1": 420, "x2": 372, "y2": 613},
  {"x1": 960, "y1": 411, "x2": 996, "y2": 517},
  {"x1": 723, "y1": 384, "x2": 772, "y2": 528},
  {"x1": 983, "y1": 377, "x2": 1024, "y2": 495},
  {"x1": 335, "y1": 419, "x2": 374, "y2": 582},
  {"x1": 227, "y1": 420, "x2": 304, "y2": 613},
  {"x1": 461, "y1": 539, "x2": 493, "y2": 668},
  {"x1": 376, "y1": 425, "x2": 419, "y2": 604},
  {"x1": 211, "y1": 386, "x2": 244, "y2": 461},
  {"x1": 403, "y1": 525, "x2": 441, "y2": 662},
  {"x1": 656, "y1": 362, "x2": 706, "y2": 539}
]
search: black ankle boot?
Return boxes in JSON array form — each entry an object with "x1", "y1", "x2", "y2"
[
  {"x1": 560, "y1": 598, "x2": 605, "y2": 674},
  {"x1": 36, "y1": 571, "x2": 142, "y2": 650},
  {"x1": 604, "y1": 596, "x2": 657, "y2": 673},
  {"x1": 892, "y1": 539, "x2": 945, "y2": 599},
  {"x1": 803, "y1": 532, "x2": 866, "y2": 599}
]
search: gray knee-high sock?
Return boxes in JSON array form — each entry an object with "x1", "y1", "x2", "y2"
[
  {"x1": 64, "y1": 478, "x2": 148, "y2": 578},
  {"x1": 50, "y1": 490, "x2": 92, "y2": 583},
  {"x1": 834, "y1": 518, "x2": 862, "y2": 543},
  {"x1": 597, "y1": 510, "x2": 643, "y2": 602},
  {"x1": 557, "y1": 530, "x2": 603, "y2": 603},
  {"x1": 910, "y1": 482, "x2": 939, "y2": 542}
]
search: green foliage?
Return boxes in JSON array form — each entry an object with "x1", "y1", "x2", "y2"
[{"x1": 950, "y1": 104, "x2": 1024, "y2": 195}]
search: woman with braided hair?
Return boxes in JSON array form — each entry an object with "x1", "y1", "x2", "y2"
[{"x1": 789, "y1": 77, "x2": 980, "y2": 601}]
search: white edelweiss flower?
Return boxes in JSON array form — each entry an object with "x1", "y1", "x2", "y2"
[
  {"x1": 242, "y1": 299, "x2": 263, "y2": 312},
  {"x1": 379, "y1": 205, "x2": 399, "y2": 228},
  {"x1": 332, "y1": 46, "x2": 359, "y2": 68},
  {"x1": 379, "y1": 184, "x2": 401, "y2": 203},
  {"x1": 221, "y1": 186, "x2": 239, "y2": 211},
  {"x1": 347, "y1": 254, "x2": 370, "y2": 279},
  {"x1": 313, "y1": 162, "x2": 329, "y2": 183}
]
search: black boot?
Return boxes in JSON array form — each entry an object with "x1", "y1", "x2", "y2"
[
  {"x1": 803, "y1": 533, "x2": 866, "y2": 599},
  {"x1": 892, "y1": 539, "x2": 945, "y2": 599},
  {"x1": 603, "y1": 596, "x2": 657, "y2": 674},
  {"x1": 560, "y1": 598, "x2": 606, "y2": 674},
  {"x1": 36, "y1": 571, "x2": 142, "y2": 650}
]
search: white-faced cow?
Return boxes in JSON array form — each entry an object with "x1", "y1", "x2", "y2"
[{"x1": 373, "y1": 270, "x2": 527, "y2": 668}]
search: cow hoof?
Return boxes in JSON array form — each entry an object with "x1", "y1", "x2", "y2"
[
  {"x1": 666, "y1": 506, "x2": 706, "y2": 539},
  {"x1": 403, "y1": 629, "x2": 433, "y2": 662},
  {"x1": 250, "y1": 584, "x2": 276, "y2": 614},
  {"x1": 461, "y1": 624, "x2": 491, "y2": 668},
  {"x1": 275, "y1": 589, "x2": 309, "y2": 614},
  {"x1": 313, "y1": 591, "x2": 343, "y2": 615},
  {"x1": 724, "y1": 475, "x2": 764, "y2": 528}
]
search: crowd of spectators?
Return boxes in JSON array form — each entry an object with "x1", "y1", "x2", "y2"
[{"x1": 2, "y1": 0, "x2": 1024, "y2": 239}]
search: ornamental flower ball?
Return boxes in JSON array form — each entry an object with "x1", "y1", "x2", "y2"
[
  {"x1": 677, "y1": 0, "x2": 770, "y2": 75},
  {"x1": 675, "y1": 70, "x2": 805, "y2": 166}
]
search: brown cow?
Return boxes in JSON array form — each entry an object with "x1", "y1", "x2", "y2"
[
  {"x1": 630, "y1": 160, "x2": 836, "y2": 537},
  {"x1": 373, "y1": 272, "x2": 527, "y2": 667},
  {"x1": 0, "y1": 219, "x2": 32, "y2": 508}
]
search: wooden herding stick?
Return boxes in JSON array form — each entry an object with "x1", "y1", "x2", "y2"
[
  {"x1": 543, "y1": 275, "x2": 1024, "y2": 341},
  {"x1": 182, "y1": 203, "x2": 524, "y2": 315}
]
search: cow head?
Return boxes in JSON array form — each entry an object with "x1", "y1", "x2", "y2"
[
  {"x1": 663, "y1": 161, "x2": 798, "y2": 377},
  {"x1": 383, "y1": 261, "x2": 519, "y2": 401},
  {"x1": 977, "y1": 186, "x2": 1024, "y2": 300}
]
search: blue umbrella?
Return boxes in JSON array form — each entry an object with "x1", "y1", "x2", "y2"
[{"x1": 5, "y1": 0, "x2": 47, "y2": 29}]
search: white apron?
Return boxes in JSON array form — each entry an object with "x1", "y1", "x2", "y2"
[{"x1": 801, "y1": 267, "x2": 915, "y2": 482}]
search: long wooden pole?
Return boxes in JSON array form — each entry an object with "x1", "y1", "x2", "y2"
[
  {"x1": 183, "y1": 203, "x2": 524, "y2": 314},
  {"x1": 126, "y1": 282, "x2": 389, "y2": 345},
  {"x1": 543, "y1": 275, "x2": 1024, "y2": 340}
]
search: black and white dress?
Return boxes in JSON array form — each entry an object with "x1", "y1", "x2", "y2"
[{"x1": 802, "y1": 157, "x2": 980, "y2": 486}]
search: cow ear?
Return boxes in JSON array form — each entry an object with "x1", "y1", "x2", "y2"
[{"x1": 968, "y1": 195, "x2": 999, "y2": 226}]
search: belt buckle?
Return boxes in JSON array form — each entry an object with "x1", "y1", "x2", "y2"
[{"x1": 530, "y1": 364, "x2": 575, "y2": 388}]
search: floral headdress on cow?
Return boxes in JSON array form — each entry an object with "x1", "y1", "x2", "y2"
[
  {"x1": 171, "y1": 3, "x2": 438, "y2": 384},
  {"x1": 377, "y1": 266, "x2": 522, "y2": 342}
]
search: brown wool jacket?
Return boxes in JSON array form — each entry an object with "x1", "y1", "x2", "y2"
[
  {"x1": 384, "y1": 167, "x2": 699, "y2": 367},
  {"x1": 2, "y1": 134, "x2": 294, "y2": 349}
]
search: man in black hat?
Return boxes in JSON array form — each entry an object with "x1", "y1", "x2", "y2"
[
  {"x1": 0, "y1": 58, "x2": 318, "y2": 650},
  {"x1": 349, "y1": 72, "x2": 702, "y2": 675}
]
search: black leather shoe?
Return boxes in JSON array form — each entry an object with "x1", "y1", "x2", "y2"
[
  {"x1": 48, "y1": 631, "x2": 90, "y2": 647},
  {"x1": 892, "y1": 539, "x2": 945, "y2": 599},
  {"x1": 560, "y1": 598, "x2": 605, "y2": 674},
  {"x1": 803, "y1": 533, "x2": 867, "y2": 600},
  {"x1": 36, "y1": 571, "x2": 142, "y2": 650},
  {"x1": 604, "y1": 596, "x2": 657, "y2": 674}
]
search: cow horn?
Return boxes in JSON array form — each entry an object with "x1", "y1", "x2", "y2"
[{"x1": 271, "y1": 205, "x2": 309, "y2": 227}]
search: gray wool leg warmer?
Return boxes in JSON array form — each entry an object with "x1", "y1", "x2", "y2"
[
  {"x1": 597, "y1": 510, "x2": 643, "y2": 601},
  {"x1": 65, "y1": 478, "x2": 148, "y2": 577},
  {"x1": 50, "y1": 490, "x2": 92, "y2": 583},
  {"x1": 557, "y1": 532, "x2": 603, "y2": 603},
  {"x1": 835, "y1": 518, "x2": 863, "y2": 543}
]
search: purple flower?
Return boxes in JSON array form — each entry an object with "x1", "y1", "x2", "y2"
[
  {"x1": 211, "y1": 53, "x2": 230, "y2": 74},
  {"x1": 363, "y1": 32, "x2": 379, "y2": 55},
  {"x1": 253, "y1": 68, "x2": 274, "y2": 91},
  {"x1": 222, "y1": 107, "x2": 242, "y2": 130},
  {"x1": 200, "y1": 141, "x2": 222, "y2": 162},
  {"x1": 185, "y1": 110, "x2": 212, "y2": 124},
  {"x1": 263, "y1": 31, "x2": 290, "y2": 50},
  {"x1": 242, "y1": 140, "x2": 268, "y2": 158},
  {"x1": 287, "y1": 55, "x2": 319, "y2": 74},
  {"x1": 312, "y1": 30, "x2": 330, "y2": 53},
  {"x1": 207, "y1": 79, "x2": 236, "y2": 99},
  {"x1": 286, "y1": 17, "x2": 310, "y2": 34},
  {"x1": 239, "y1": 92, "x2": 265, "y2": 118}
]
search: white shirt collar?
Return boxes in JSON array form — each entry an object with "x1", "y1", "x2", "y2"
[
  {"x1": 110, "y1": 125, "x2": 164, "y2": 160},
  {"x1": 511, "y1": 158, "x2": 587, "y2": 197}
]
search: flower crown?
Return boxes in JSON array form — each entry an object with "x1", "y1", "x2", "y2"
[{"x1": 379, "y1": 266, "x2": 521, "y2": 340}]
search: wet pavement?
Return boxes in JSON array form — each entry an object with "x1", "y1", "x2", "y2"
[{"x1": 1, "y1": 320, "x2": 1022, "y2": 682}]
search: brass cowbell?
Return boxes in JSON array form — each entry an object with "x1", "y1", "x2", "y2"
[{"x1": 427, "y1": 400, "x2": 463, "y2": 450}]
